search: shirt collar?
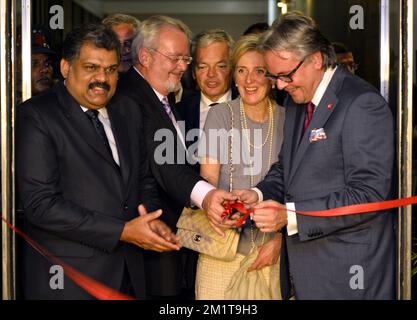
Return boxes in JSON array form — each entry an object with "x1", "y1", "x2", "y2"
[
  {"x1": 201, "y1": 90, "x2": 232, "y2": 107},
  {"x1": 311, "y1": 66, "x2": 337, "y2": 107},
  {"x1": 80, "y1": 105, "x2": 109, "y2": 119}
]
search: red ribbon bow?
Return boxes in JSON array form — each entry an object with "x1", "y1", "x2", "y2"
[{"x1": 221, "y1": 202, "x2": 253, "y2": 228}]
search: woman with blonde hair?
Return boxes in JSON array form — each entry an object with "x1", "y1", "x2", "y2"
[{"x1": 196, "y1": 34, "x2": 286, "y2": 300}]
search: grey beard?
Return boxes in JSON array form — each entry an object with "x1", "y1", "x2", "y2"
[{"x1": 165, "y1": 81, "x2": 181, "y2": 93}]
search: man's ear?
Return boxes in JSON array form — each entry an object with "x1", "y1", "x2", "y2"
[
  {"x1": 60, "y1": 59, "x2": 70, "y2": 79},
  {"x1": 311, "y1": 51, "x2": 324, "y2": 70},
  {"x1": 138, "y1": 48, "x2": 151, "y2": 67}
]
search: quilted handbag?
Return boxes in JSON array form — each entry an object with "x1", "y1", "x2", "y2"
[
  {"x1": 176, "y1": 207, "x2": 239, "y2": 261},
  {"x1": 176, "y1": 102, "x2": 239, "y2": 261}
]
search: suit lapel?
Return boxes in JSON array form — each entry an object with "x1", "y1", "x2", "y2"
[
  {"x1": 134, "y1": 72, "x2": 180, "y2": 133},
  {"x1": 55, "y1": 82, "x2": 118, "y2": 169},
  {"x1": 287, "y1": 74, "x2": 340, "y2": 187},
  {"x1": 194, "y1": 93, "x2": 201, "y2": 132}
]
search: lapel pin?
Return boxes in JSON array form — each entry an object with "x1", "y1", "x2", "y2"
[{"x1": 327, "y1": 103, "x2": 333, "y2": 110}]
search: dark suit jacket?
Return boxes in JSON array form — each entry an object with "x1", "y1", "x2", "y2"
[
  {"x1": 176, "y1": 88, "x2": 239, "y2": 137},
  {"x1": 257, "y1": 67, "x2": 396, "y2": 299},
  {"x1": 17, "y1": 81, "x2": 160, "y2": 299},
  {"x1": 176, "y1": 89, "x2": 239, "y2": 173},
  {"x1": 117, "y1": 67, "x2": 202, "y2": 296}
]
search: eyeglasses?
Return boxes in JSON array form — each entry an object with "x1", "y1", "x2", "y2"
[
  {"x1": 148, "y1": 48, "x2": 193, "y2": 65},
  {"x1": 265, "y1": 59, "x2": 305, "y2": 83}
]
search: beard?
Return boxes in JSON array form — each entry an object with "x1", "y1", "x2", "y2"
[{"x1": 165, "y1": 80, "x2": 181, "y2": 93}]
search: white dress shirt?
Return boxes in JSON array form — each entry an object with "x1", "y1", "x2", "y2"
[
  {"x1": 199, "y1": 90, "x2": 232, "y2": 130},
  {"x1": 253, "y1": 66, "x2": 338, "y2": 236},
  {"x1": 80, "y1": 105, "x2": 120, "y2": 166}
]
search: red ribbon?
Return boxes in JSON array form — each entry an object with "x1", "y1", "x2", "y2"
[
  {"x1": 222, "y1": 195, "x2": 417, "y2": 228},
  {"x1": 3, "y1": 195, "x2": 416, "y2": 300},
  {"x1": 1, "y1": 216, "x2": 134, "y2": 300}
]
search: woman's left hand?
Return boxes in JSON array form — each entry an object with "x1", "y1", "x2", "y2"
[{"x1": 247, "y1": 232, "x2": 282, "y2": 272}]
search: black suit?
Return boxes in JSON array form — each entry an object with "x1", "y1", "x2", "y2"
[
  {"x1": 118, "y1": 67, "x2": 202, "y2": 297},
  {"x1": 17, "y1": 81, "x2": 160, "y2": 299},
  {"x1": 176, "y1": 89, "x2": 239, "y2": 139}
]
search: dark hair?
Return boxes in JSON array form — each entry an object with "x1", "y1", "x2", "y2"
[
  {"x1": 62, "y1": 23, "x2": 120, "y2": 63},
  {"x1": 332, "y1": 42, "x2": 350, "y2": 54},
  {"x1": 243, "y1": 22, "x2": 269, "y2": 35}
]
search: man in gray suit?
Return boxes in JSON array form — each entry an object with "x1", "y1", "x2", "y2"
[{"x1": 235, "y1": 12, "x2": 395, "y2": 299}]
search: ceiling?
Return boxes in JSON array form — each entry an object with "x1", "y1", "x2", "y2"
[{"x1": 73, "y1": 0, "x2": 270, "y2": 18}]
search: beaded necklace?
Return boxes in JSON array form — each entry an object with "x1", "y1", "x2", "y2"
[
  {"x1": 239, "y1": 98, "x2": 274, "y2": 188},
  {"x1": 239, "y1": 98, "x2": 274, "y2": 246}
]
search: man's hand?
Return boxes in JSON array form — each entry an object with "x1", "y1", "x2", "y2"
[
  {"x1": 120, "y1": 205, "x2": 181, "y2": 252},
  {"x1": 247, "y1": 232, "x2": 282, "y2": 272},
  {"x1": 252, "y1": 200, "x2": 287, "y2": 233},
  {"x1": 233, "y1": 189, "x2": 259, "y2": 206},
  {"x1": 202, "y1": 189, "x2": 238, "y2": 236},
  {"x1": 148, "y1": 219, "x2": 181, "y2": 246}
]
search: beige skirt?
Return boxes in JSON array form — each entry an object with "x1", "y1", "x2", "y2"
[{"x1": 195, "y1": 252, "x2": 281, "y2": 300}]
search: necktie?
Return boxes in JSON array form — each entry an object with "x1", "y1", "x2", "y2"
[
  {"x1": 161, "y1": 97, "x2": 175, "y2": 120},
  {"x1": 85, "y1": 109, "x2": 113, "y2": 157},
  {"x1": 303, "y1": 101, "x2": 315, "y2": 134}
]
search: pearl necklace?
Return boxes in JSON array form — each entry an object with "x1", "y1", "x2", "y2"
[
  {"x1": 239, "y1": 98, "x2": 275, "y2": 189},
  {"x1": 240, "y1": 98, "x2": 274, "y2": 149}
]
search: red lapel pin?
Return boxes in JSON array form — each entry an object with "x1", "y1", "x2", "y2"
[{"x1": 327, "y1": 103, "x2": 333, "y2": 110}]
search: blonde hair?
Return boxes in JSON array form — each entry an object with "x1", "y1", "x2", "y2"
[{"x1": 231, "y1": 34, "x2": 262, "y2": 70}]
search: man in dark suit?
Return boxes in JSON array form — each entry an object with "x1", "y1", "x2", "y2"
[
  {"x1": 118, "y1": 16, "x2": 236, "y2": 299},
  {"x1": 176, "y1": 29, "x2": 237, "y2": 161},
  {"x1": 17, "y1": 23, "x2": 181, "y2": 299},
  {"x1": 235, "y1": 13, "x2": 395, "y2": 299}
]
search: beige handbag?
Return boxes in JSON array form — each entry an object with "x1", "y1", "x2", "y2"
[
  {"x1": 176, "y1": 103, "x2": 239, "y2": 261},
  {"x1": 176, "y1": 207, "x2": 239, "y2": 261}
]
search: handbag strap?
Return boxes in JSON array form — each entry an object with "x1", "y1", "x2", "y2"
[{"x1": 226, "y1": 102, "x2": 234, "y2": 193}]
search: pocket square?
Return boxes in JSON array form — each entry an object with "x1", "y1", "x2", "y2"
[{"x1": 309, "y1": 128, "x2": 327, "y2": 143}]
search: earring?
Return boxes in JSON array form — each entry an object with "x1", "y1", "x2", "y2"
[
  {"x1": 235, "y1": 83, "x2": 238, "y2": 87},
  {"x1": 271, "y1": 84, "x2": 275, "y2": 89}
]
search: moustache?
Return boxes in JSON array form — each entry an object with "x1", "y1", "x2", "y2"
[{"x1": 88, "y1": 82, "x2": 111, "y2": 91}]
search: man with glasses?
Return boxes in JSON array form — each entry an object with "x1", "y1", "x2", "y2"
[
  {"x1": 103, "y1": 14, "x2": 141, "y2": 73},
  {"x1": 234, "y1": 12, "x2": 395, "y2": 299},
  {"x1": 17, "y1": 23, "x2": 180, "y2": 299},
  {"x1": 117, "y1": 15, "x2": 236, "y2": 300}
]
